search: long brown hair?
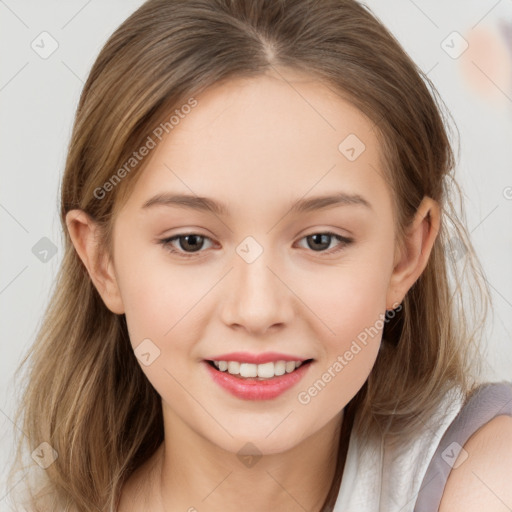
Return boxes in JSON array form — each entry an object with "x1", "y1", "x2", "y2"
[{"x1": 6, "y1": 1, "x2": 490, "y2": 510}]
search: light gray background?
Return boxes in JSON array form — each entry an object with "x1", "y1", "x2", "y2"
[{"x1": 1, "y1": 0, "x2": 512, "y2": 506}]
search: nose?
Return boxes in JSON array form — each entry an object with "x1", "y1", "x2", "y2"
[{"x1": 220, "y1": 247, "x2": 294, "y2": 335}]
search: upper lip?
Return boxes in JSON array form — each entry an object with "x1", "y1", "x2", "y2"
[{"x1": 206, "y1": 352, "x2": 311, "y2": 364}]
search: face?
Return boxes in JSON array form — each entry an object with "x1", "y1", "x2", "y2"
[{"x1": 101, "y1": 69, "x2": 401, "y2": 454}]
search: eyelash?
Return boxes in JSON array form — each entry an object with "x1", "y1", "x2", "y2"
[{"x1": 158, "y1": 231, "x2": 353, "y2": 258}]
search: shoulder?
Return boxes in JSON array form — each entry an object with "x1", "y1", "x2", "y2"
[{"x1": 439, "y1": 414, "x2": 512, "y2": 512}]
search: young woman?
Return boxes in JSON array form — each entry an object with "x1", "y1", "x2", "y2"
[{"x1": 7, "y1": 1, "x2": 512, "y2": 511}]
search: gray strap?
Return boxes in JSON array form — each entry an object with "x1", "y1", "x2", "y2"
[{"x1": 414, "y1": 381, "x2": 512, "y2": 512}]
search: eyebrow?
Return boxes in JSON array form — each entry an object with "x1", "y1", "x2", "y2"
[{"x1": 141, "y1": 191, "x2": 372, "y2": 215}]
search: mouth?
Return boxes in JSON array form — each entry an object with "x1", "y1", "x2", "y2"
[
  {"x1": 203, "y1": 358, "x2": 314, "y2": 401},
  {"x1": 205, "y1": 358, "x2": 314, "y2": 380}
]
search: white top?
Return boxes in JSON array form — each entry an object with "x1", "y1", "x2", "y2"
[{"x1": 333, "y1": 381, "x2": 512, "y2": 512}]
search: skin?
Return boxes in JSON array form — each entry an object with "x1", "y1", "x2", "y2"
[
  {"x1": 438, "y1": 415, "x2": 512, "y2": 512},
  {"x1": 66, "y1": 67, "x2": 440, "y2": 511}
]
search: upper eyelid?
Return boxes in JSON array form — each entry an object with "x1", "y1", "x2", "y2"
[
  {"x1": 161, "y1": 231, "x2": 352, "y2": 252},
  {"x1": 161, "y1": 231, "x2": 351, "y2": 242}
]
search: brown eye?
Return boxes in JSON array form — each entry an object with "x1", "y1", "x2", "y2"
[
  {"x1": 160, "y1": 233, "x2": 214, "y2": 256},
  {"x1": 175, "y1": 234, "x2": 205, "y2": 252},
  {"x1": 306, "y1": 233, "x2": 332, "y2": 251},
  {"x1": 159, "y1": 231, "x2": 353, "y2": 259},
  {"x1": 297, "y1": 232, "x2": 353, "y2": 254}
]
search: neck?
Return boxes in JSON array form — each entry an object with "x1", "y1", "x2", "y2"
[{"x1": 148, "y1": 409, "x2": 344, "y2": 512}]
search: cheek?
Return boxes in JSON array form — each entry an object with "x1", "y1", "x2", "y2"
[
  {"x1": 118, "y1": 276, "x2": 167, "y2": 345},
  {"x1": 114, "y1": 240, "x2": 210, "y2": 349},
  {"x1": 301, "y1": 245, "x2": 393, "y2": 348},
  {"x1": 296, "y1": 283, "x2": 385, "y2": 424},
  {"x1": 293, "y1": 241, "x2": 393, "y2": 414},
  {"x1": 308, "y1": 270, "x2": 387, "y2": 334}
]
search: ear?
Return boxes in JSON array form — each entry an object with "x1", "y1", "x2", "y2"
[
  {"x1": 65, "y1": 209, "x2": 125, "y2": 314},
  {"x1": 385, "y1": 196, "x2": 440, "y2": 309}
]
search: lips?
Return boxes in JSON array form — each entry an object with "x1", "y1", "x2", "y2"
[
  {"x1": 203, "y1": 357, "x2": 314, "y2": 400},
  {"x1": 205, "y1": 351, "x2": 310, "y2": 364}
]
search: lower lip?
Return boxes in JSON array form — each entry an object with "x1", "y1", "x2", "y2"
[{"x1": 203, "y1": 360, "x2": 312, "y2": 401}]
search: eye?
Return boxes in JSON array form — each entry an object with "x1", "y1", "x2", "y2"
[
  {"x1": 159, "y1": 233, "x2": 214, "y2": 257},
  {"x1": 295, "y1": 232, "x2": 353, "y2": 254},
  {"x1": 159, "y1": 231, "x2": 353, "y2": 258}
]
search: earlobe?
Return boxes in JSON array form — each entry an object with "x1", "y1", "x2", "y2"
[
  {"x1": 386, "y1": 196, "x2": 440, "y2": 309},
  {"x1": 65, "y1": 209, "x2": 125, "y2": 315}
]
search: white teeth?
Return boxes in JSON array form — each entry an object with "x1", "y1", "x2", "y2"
[
  {"x1": 257, "y1": 362, "x2": 274, "y2": 379},
  {"x1": 211, "y1": 359, "x2": 306, "y2": 379},
  {"x1": 274, "y1": 361, "x2": 286, "y2": 376},
  {"x1": 285, "y1": 361, "x2": 296, "y2": 373},
  {"x1": 240, "y1": 363, "x2": 258, "y2": 378},
  {"x1": 227, "y1": 361, "x2": 240, "y2": 374}
]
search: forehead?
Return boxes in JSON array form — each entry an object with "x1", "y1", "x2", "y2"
[{"x1": 122, "y1": 68, "x2": 392, "y2": 219}]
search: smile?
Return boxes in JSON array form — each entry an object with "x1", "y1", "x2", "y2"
[
  {"x1": 208, "y1": 359, "x2": 310, "y2": 379},
  {"x1": 203, "y1": 359, "x2": 314, "y2": 400}
]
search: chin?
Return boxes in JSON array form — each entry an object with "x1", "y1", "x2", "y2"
[{"x1": 205, "y1": 423, "x2": 310, "y2": 457}]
